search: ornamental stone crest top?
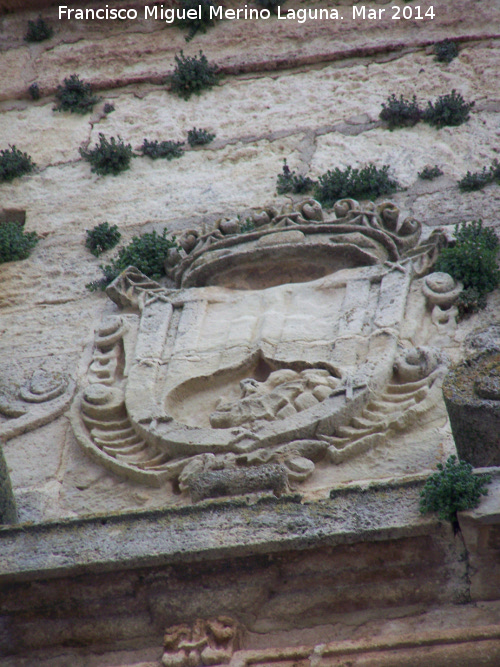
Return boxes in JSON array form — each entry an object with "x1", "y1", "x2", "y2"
[{"x1": 70, "y1": 198, "x2": 458, "y2": 502}]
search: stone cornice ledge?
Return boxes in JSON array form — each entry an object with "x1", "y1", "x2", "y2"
[{"x1": 0, "y1": 477, "x2": 466, "y2": 583}]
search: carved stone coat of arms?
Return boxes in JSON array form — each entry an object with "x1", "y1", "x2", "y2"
[{"x1": 71, "y1": 199, "x2": 456, "y2": 501}]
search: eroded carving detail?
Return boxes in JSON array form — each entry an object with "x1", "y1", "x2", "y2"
[
  {"x1": 422, "y1": 271, "x2": 463, "y2": 330},
  {"x1": 210, "y1": 368, "x2": 341, "y2": 429},
  {"x1": 72, "y1": 198, "x2": 452, "y2": 500},
  {"x1": 162, "y1": 617, "x2": 239, "y2": 667},
  {"x1": 0, "y1": 369, "x2": 75, "y2": 442},
  {"x1": 70, "y1": 313, "x2": 182, "y2": 486},
  {"x1": 167, "y1": 199, "x2": 424, "y2": 289},
  {"x1": 322, "y1": 347, "x2": 445, "y2": 464},
  {"x1": 19, "y1": 369, "x2": 68, "y2": 403}
]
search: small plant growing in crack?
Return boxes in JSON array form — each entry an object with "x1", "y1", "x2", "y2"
[
  {"x1": 435, "y1": 219, "x2": 500, "y2": 317},
  {"x1": 239, "y1": 218, "x2": 256, "y2": 233},
  {"x1": 28, "y1": 83, "x2": 41, "y2": 101},
  {"x1": 86, "y1": 228, "x2": 178, "y2": 290},
  {"x1": 176, "y1": 0, "x2": 218, "y2": 42},
  {"x1": 314, "y1": 164, "x2": 399, "y2": 207},
  {"x1": 458, "y1": 160, "x2": 500, "y2": 192}
]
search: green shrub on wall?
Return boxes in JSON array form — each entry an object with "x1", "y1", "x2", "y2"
[
  {"x1": 177, "y1": 0, "x2": 218, "y2": 41},
  {"x1": 433, "y1": 39, "x2": 459, "y2": 64},
  {"x1": 420, "y1": 455, "x2": 491, "y2": 531},
  {"x1": 28, "y1": 83, "x2": 41, "y2": 100},
  {"x1": 418, "y1": 165, "x2": 443, "y2": 180},
  {"x1": 436, "y1": 220, "x2": 499, "y2": 295},
  {"x1": 54, "y1": 74, "x2": 98, "y2": 114},
  {"x1": 379, "y1": 90, "x2": 473, "y2": 131},
  {"x1": 379, "y1": 94, "x2": 422, "y2": 129},
  {"x1": 169, "y1": 51, "x2": 220, "y2": 100},
  {"x1": 0, "y1": 146, "x2": 35, "y2": 182},
  {"x1": 314, "y1": 164, "x2": 399, "y2": 207},
  {"x1": 86, "y1": 222, "x2": 121, "y2": 257},
  {"x1": 422, "y1": 90, "x2": 474, "y2": 128},
  {"x1": 87, "y1": 229, "x2": 178, "y2": 290},
  {"x1": 458, "y1": 160, "x2": 500, "y2": 192},
  {"x1": 25, "y1": 16, "x2": 53, "y2": 42},
  {"x1": 436, "y1": 220, "x2": 500, "y2": 317},
  {"x1": 80, "y1": 134, "x2": 134, "y2": 175},
  {"x1": 0, "y1": 221, "x2": 39, "y2": 264},
  {"x1": 276, "y1": 160, "x2": 315, "y2": 195},
  {"x1": 187, "y1": 127, "x2": 216, "y2": 147},
  {"x1": 141, "y1": 139, "x2": 185, "y2": 160}
]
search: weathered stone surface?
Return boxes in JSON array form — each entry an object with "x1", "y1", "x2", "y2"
[
  {"x1": 0, "y1": 483, "x2": 472, "y2": 657},
  {"x1": 459, "y1": 470, "x2": 500, "y2": 602},
  {"x1": 443, "y1": 352, "x2": 500, "y2": 467},
  {"x1": 1, "y1": 3, "x2": 500, "y2": 666},
  {"x1": 0, "y1": 0, "x2": 497, "y2": 577}
]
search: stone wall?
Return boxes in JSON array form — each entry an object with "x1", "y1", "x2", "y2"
[
  {"x1": 1, "y1": 0, "x2": 499, "y2": 522},
  {"x1": 1, "y1": 3, "x2": 500, "y2": 664}
]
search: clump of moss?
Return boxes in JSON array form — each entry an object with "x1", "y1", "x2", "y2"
[
  {"x1": 379, "y1": 94, "x2": 422, "y2": 129},
  {"x1": 85, "y1": 222, "x2": 121, "y2": 257},
  {"x1": 141, "y1": 139, "x2": 185, "y2": 160},
  {"x1": 80, "y1": 134, "x2": 134, "y2": 176},
  {"x1": 422, "y1": 90, "x2": 474, "y2": 128},
  {"x1": 0, "y1": 145, "x2": 35, "y2": 182},
  {"x1": 314, "y1": 164, "x2": 399, "y2": 208},
  {"x1": 276, "y1": 160, "x2": 315, "y2": 195},
  {"x1": 169, "y1": 50, "x2": 220, "y2": 100},
  {"x1": 54, "y1": 74, "x2": 98, "y2": 114},
  {"x1": 25, "y1": 16, "x2": 53, "y2": 42},
  {"x1": 0, "y1": 221, "x2": 39, "y2": 263},
  {"x1": 87, "y1": 228, "x2": 178, "y2": 290}
]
